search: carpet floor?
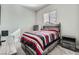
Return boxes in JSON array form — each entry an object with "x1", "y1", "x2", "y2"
[{"x1": 15, "y1": 43, "x2": 79, "y2": 55}]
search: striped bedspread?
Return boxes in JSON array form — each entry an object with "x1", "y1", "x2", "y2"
[{"x1": 21, "y1": 30, "x2": 59, "y2": 55}]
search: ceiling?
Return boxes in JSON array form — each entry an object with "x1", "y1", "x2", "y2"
[{"x1": 22, "y1": 4, "x2": 49, "y2": 11}]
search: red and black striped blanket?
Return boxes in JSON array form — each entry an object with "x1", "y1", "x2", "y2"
[{"x1": 21, "y1": 30, "x2": 59, "y2": 55}]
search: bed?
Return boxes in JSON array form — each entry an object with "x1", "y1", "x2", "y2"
[{"x1": 20, "y1": 23, "x2": 61, "y2": 55}]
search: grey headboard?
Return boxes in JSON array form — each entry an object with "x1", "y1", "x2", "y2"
[
  {"x1": 42, "y1": 23, "x2": 61, "y2": 38},
  {"x1": 42, "y1": 23, "x2": 61, "y2": 32}
]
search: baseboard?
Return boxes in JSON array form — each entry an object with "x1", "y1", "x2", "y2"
[{"x1": 75, "y1": 48, "x2": 79, "y2": 52}]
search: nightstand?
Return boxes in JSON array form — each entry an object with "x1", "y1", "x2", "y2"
[{"x1": 60, "y1": 36, "x2": 76, "y2": 51}]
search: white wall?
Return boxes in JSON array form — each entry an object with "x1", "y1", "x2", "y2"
[
  {"x1": 1, "y1": 4, "x2": 36, "y2": 34},
  {"x1": 36, "y1": 4, "x2": 79, "y2": 49}
]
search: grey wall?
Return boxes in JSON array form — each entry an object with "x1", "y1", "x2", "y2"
[
  {"x1": 0, "y1": 5, "x2": 1, "y2": 24},
  {"x1": 76, "y1": 5, "x2": 79, "y2": 49},
  {"x1": 36, "y1": 4, "x2": 79, "y2": 49},
  {"x1": 1, "y1": 4, "x2": 36, "y2": 34}
]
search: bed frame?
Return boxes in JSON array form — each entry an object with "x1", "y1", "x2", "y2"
[{"x1": 21, "y1": 23, "x2": 61, "y2": 55}]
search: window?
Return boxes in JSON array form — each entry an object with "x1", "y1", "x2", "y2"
[
  {"x1": 43, "y1": 13, "x2": 49, "y2": 23},
  {"x1": 43, "y1": 10, "x2": 57, "y2": 24}
]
